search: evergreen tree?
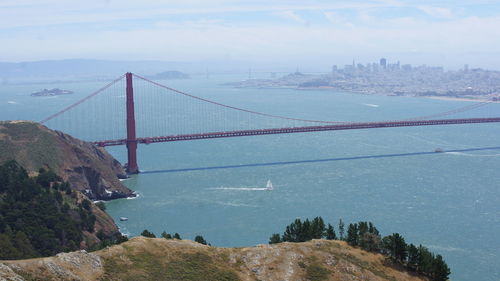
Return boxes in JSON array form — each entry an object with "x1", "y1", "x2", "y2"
[
  {"x1": 310, "y1": 217, "x2": 326, "y2": 239},
  {"x1": 431, "y1": 254, "x2": 450, "y2": 281},
  {"x1": 417, "y1": 245, "x2": 434, "y2": 275},
  {"x1": 346, "y1": 223, "x2": 359, "y2": 246},
  {"x1": 173, "y1": 233, "x2": 181, "y2": 239},
  {"x1": 359, "y1": 233, "x2": 381, "y2": 252},
  {"x1": 382, "y1": 233, "x2": 407, "y2": 262},
  {"x1": 194, "y1": 235, "x2": 208, "y2": 245},
  {"x1": 269, "y1": 233, "x2": 281, "y2": 244},
  {"x1": 141, "y1": 229, "x2": 156, "y2": 238},
  {"x1": 161, "y1": 231, "x2": 172, "y2": 239},
  {"x1": 282, "y1": 219, "x2": 302, "y2": 242},
  {"x1": 0, "y1": 233, "x2": 21, "y2": 259},
  {"x1": 338, "y1": 219, "x2": 345, "y2": 240},
  {"x1": 368, "y1": 222, "x2": 379, "y2": 236},
  {"x1": 325, "y1": 224, "x2": 337, "y2": 240},
  {"x1": 12, "y1": 231, "x2": 36, "y2": 258},
  {"x1": 407, "y1": 243, "x2": 419, "y2": 270},
  {"x1": 358, "y1": 221, "x2": 368, "y2": 237},
  {"x1": 300, "y1": 219, "x2": 311, "y2": 241}
]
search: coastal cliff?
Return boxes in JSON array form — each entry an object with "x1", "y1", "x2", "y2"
[
  {"x1": 0, "y1": 120, "x2": 135, "y2": 247},
  {"x1": 0, "y1": 120, "x2": 134, "y2": 200},
  {"x1": 0, "y1": 238, "x2": 430, "y2": 281}
]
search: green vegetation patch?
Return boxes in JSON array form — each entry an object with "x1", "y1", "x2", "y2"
[
  {"x1": 102, "y1": 251, "x2": 240, "y2": 281},
  {"x1": 1, "y1": 122, "x2": 41, "y2": 141},
  {"x1": 0, "y1": 122, "x2": 62, "y2": 171},
  {"x1": 303, "y1": 259, "x2": 331, "y2": 281},
  {"x1": 165, "y1": 253, "x2": 239, "y2": 281},
  {"x1": 0, "y1": 161, "x2": 93, "y2": 259}
]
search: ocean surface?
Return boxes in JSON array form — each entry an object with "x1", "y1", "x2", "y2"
[{"x1": 1, "y1": 74, "x2": 500, "y2": 281}]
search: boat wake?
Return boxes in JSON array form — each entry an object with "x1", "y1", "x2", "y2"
[
  {"x1": 363, "y1": 103, "x2": 379, "y2": 107},
  {"x1": 215, "y1": 201, "x2": 258, "y2": 207},
  {"x1": 445, "y1": 152, "x2": 500, "y2": 157},
  {"x1": 209, "y1": 187, "x2": 268, "y2": 191},
  {"x1": 210, "y1": 180, "x2": 273, "y2": 191}
]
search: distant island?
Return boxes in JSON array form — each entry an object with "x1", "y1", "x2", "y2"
[
  {"x1": 147, "y1": 70, "x2": 189, "y2": 80},
  {"x1": 31, "y1": 88, "x2": 73, "y2": 96},
  {"x1": 229, "y1": 59, "x2": 500, "y2": 101}
]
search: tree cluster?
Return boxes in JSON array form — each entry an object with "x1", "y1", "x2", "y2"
[
  {"x1": 381, "y1": 233, "x2": 450, "y2": 281},
  {"x1": 269, "y1": 216, "x2": 450, "y2": 281},
  {"x1": 140, "y1": 229, "x2": 209, "y2": 245},
  {"x1": 269, "y1": 217, "x2": 337, "y2": 244},
  {"x1": 0, "y1": 161, "x2": 96, "y2": 259},
  {"x1": 93, "y1": 230, "x2": 128, "y2": 250}
]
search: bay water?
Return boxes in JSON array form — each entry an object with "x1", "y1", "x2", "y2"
[{"x1": 1, "y1": 74, "x2": 499, "y2": 281}]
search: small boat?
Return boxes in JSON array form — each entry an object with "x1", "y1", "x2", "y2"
[
  {"x1": 434, "y1": 148, "x2": 444, "y2": 153},
  {"x1": 266, "y1": 180, "x2": 273, "y2": 191},
  {"x1": 119, "y1": 217, "x2": 128, "y2": 221}
]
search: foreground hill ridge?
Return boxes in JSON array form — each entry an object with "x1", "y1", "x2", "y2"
[{"x1": 0, "y1": 237, "x2": 430, "y2": 281}]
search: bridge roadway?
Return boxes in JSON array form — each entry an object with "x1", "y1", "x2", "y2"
[{"x1": 93, "y1": 117, "x2": 500, "y2": 147}]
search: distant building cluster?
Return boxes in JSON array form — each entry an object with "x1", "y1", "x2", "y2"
[
  {"x1": 331, "y1": 58, "x2": 444, "y2": 75},
  {"x1": 325, "y1": 58, "x2": 500, "y2": 97},
  {"x1": 232, "y1": 58, "x2": 500, "y2": 99}
]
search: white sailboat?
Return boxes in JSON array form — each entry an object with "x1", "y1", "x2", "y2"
[{"x1": 266, "y1": 180, "x2": 273, "y2": 191}]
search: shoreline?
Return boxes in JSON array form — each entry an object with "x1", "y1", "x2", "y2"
[
  {"x1": 258, "y1": 85, "x2": 497, "y2": 103},
  {"x1": 420, "y1": 95, "x2": 492, "y2": 102}
]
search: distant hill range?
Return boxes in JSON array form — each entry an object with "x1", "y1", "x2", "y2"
[
  {"x1": 147, "y1": 70, "x2": 190, "y2": 80},
  {"x1": 0, "y1": 59, "x2": 193, "y2": 82},
  {"x1": 0, "y1": 58, "x2": 260, "y2": 83}
]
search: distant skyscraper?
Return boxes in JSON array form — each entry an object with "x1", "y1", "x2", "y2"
[
  {"x1": 332, "y1": 65, "x2": 338, "y2": 73},
  {"x1": 380, "y1": 58, "x2": 387, "y2": 70},
  {"x1": 464, "y1": 64, "x2": 469, "y2": 72}
]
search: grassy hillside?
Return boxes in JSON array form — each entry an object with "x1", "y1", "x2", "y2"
[
  {"x1": 1, "y1": 237, "x2": 430, "y2": 281},
  {"x1": 0, "y1": 121, "x2": 62, "y2": 173}
]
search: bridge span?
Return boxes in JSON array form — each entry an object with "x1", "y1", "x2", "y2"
[
  {"x1": 40, "y1": 72, "x2": 500, "y2": 174},
  {"x1": 93, "y1": 117, "x2": 500, "y2": 147}
]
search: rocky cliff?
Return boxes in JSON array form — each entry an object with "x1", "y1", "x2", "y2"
[
  {"x1": 0, "y1": 238, "x2": 430, "y2": 281},
  {"x1": 0, "y1": 120, "x2": 134, "y2": 200}
]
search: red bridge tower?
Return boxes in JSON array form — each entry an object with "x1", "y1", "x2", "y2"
[{"x1": 126, "y1": 72, "x2": 139, "y2": 174}]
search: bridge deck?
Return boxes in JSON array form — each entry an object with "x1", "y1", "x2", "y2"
[{"x1": 92, "y1": 117, "x2": 500, "y2": 147}]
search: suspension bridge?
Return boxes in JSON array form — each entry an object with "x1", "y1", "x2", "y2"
[{"x1": 41, "y1": 72, "x2": 500, "y2": 174}]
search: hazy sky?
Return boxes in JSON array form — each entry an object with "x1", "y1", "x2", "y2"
[{"x1": 2, "y1": 0, "x2": 500, "y2": 70}]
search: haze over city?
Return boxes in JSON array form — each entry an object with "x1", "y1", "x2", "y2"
[{"x1": 2, "y1": 0, "x2": 500, "y2": 70}]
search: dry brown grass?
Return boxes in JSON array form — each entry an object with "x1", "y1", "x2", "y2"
[{"x1": 1, "y1": 238, "x2": 430, "y2": 281}]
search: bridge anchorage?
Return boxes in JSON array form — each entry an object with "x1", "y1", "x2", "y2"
[{"x1": 40, "y1": 72, "x2": 500, "y2": 175}]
